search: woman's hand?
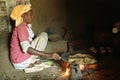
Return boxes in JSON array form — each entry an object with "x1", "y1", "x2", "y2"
[
  {"x1": 52, "y1": 52, "x2": 61, "y2": 60},
  {"x1": 45, "y1": 52, "x2": 61, "y2": 60}
]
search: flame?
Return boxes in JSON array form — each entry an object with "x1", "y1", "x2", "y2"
[
  {"x1": 62, "y1": 67, "x2": 70, "y2": 77},
  {"x1": 65, "y1": 68, "x2": 70, "y2": 76},
  {"x1": 79, "y1": 64, "x2": 85, "y2": 70},
  {"x1": 61, "y1": 61, "x2": 70, "y2": 77}
]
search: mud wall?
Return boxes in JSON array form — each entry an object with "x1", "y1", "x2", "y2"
[{"x1": 31, "y1": 0, "x2": 67, "y2": 35}]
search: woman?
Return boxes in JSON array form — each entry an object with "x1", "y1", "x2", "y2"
[{"x1": 10, "y1": 4, "x2": 61, "y2": 71}]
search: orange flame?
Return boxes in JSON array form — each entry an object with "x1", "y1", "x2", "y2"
[
  {"x1": 62, "y1": 67, "x2": 70, "y2": 77},
  {"x1": 65, "y1": 68, "x2": 70, "y2": 76},
  {"x1": 79, "y1": 64, "x2": 85, "y2": 70}
]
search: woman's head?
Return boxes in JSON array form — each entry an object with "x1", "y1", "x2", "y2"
[
  {"x1": 22, "y1": 9, "x2": 32, "y2": 24},
  {"x1": 10, "y1": 4, "x2": 32, "y2": 26}
]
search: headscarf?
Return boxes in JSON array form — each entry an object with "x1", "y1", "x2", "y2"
[{"x1": 10, "y1": 4, "x2": 32, "y2": 27}]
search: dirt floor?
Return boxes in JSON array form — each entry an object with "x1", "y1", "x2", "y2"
[{"x1": 0, "y1": 32, "x2": 120, "y2": 80}]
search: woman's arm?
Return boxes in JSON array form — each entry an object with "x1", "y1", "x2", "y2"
[
  {"x1": 27, "y1": 47, "x2": 61, "y2": 60},
  {"x1": 27, "y1": 47, "x2": 47, "y2": 56}
]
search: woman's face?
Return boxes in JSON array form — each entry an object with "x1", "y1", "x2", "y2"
[{"x1": 22, "y1": 10, "x2": 33, "y2": 24}]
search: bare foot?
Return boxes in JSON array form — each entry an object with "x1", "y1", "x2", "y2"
[
  {"x1": 27, "y1": 63, "x2": 34, "y2": 68},
  {"x1": 34, "y1": 60, "x2": 41, "y2": 65}
]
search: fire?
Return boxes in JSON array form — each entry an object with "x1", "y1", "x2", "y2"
[
  {"x1": 62, "y1": 65, "x2": 85, "y2": 76},
  {"x1": 62, "y1": 67, "x2": 70, "y2": 77},
  {"x1": 79, "y1": 64, "x2": 85, "y2": 70},
  {"x1": 61, "y1": 61, "x2": 70, "y2": 77},
  {"x1": 64, "y1": 68, "x2": 70, "y2": 76}
]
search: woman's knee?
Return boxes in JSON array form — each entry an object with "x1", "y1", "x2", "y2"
[{"x1": 39, "y1": 32, "x2": 48, "y2": 38}]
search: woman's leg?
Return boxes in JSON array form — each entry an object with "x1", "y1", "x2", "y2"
[
  {"x1": 13, "y1": 56, "x2": 38, "y2": 70},
  {"x1": 31, "y1": 32, "x2": 48, "y2": 51}
]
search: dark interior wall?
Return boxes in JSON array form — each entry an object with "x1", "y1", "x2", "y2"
[
  {"x1": 66, "y1": 0, "x2": 120, "y2": 28},
  {"x1": 31, "y1": 0, "x2": 67, "y2": 35},
  {"x1": 66, "y1": 0, "x2": 120, "y2": 46}
]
